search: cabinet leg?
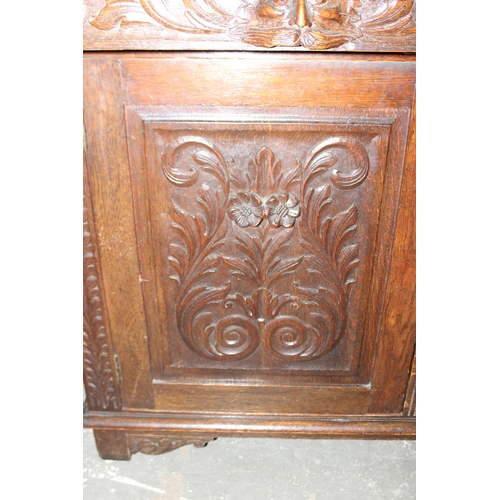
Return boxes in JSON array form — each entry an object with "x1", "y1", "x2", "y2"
[{"x1": 93, "y1": 430, "x2": 131, "y2": 460}]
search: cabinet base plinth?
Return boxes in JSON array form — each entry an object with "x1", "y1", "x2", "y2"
[{"x1": 85, "y1": 410, "x2": 415, "y2": 453}]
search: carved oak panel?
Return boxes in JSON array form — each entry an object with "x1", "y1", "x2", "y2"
[{"x1": 126, "y1": 110, "x2": 396, "y2": 385}]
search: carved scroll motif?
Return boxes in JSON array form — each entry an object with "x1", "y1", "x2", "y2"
[
  {"x1": 289, "y1": 137, "x2": 369, "y2": 360},
  {"x1": 162, "y1": 136, "x2": 370, "y2": 362},
  {"x1": 162, "y1": 137, "x2": 236, "y2": 359},
  {"x1": 90, "y1": 0, "x2": 415, "y2": 50}
]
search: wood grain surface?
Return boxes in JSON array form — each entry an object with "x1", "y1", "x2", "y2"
[
  {"x1": 83, "y1": 50, "x2": 416, "y2": 456},
  {"x1": 84, "y1": 59, "x2": 155, "y2": 410}
]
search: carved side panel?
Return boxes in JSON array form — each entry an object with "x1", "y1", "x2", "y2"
[
  {"x1": 83, "y1": 183, "x2": 120, "y2": 411},
  {"x1": 127, "y1": 112, "x2": 395, "y2": 383},
  {"x1": 84, "y1": 0, "x2": 416, "y2": 51}
]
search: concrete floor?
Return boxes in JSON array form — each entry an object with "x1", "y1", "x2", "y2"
[{"x1": 83, "y1": 429, "x2": 416, "y2": 499}]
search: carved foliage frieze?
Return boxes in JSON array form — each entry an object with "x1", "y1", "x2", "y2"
[
  {"x1": 162, "y1": 135, "x2": 370, "y2": 362},
  {"x1": 83, "y1": 192, "x2": 120, "y2": 411},
  {"x1": 89, "y1": 0, "x2": 415, "y2": 50}
]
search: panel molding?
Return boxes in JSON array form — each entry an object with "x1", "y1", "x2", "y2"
[
  {"x1": 84, "y1": 409, "x2": 416, "y2": 439},
  {"x1": 367, "y1": 94, "x2": 415, "y2": 412},
  {"x1": 123, "y1": 107, "x2": 403, "y2": 387}
]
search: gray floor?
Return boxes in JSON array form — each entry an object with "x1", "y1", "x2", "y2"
[{"x1": 83, "y1": 430, "x2": 416, "y2": 499}]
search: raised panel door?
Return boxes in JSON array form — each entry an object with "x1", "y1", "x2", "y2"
[{"x1": 83, "y1": 52, "x2": 415, "y2": 445}]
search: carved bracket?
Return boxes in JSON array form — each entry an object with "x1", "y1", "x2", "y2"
[{"x1": 129, "y1": 435, "x2": 215, "y2": 455}]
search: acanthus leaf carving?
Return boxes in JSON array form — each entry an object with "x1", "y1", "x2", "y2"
[
  {"x1": 359, "y1": 0, "x2": 415, "y2": 35},
  {"x1": 83, "y1": 190, "x2": 120, "y2": 411},
  {"x1": 275, "y1": 137, "x2": 367, "y2": 362},
  {"x1": 89, "y1": 1, "x2": 415, "y2": 50},
  {"x1": 162, "y1": 136, "x2": 370, "y2": 362},
  {"x1": 162, "y1": 138, "x2": 237, "y2": 359},
  {"x1": 89, "y1": 0, "x2": 159, "y2": 30},
  {"x1": 303, "y1": 136, "x2": 370, "y2": 191}
]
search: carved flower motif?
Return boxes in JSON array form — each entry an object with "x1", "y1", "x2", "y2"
[
  {"x1": 266, "y1": 192, "x2": 301, "y2": 228},
  {"x1": 228, "y1": 192, "x2": 265, "y2": 227}
]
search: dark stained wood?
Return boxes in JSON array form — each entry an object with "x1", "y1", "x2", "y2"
[
  {"x1": 84, "y1": 59, "x2": 154, "y2": 410},
  {"x1": 84, "y1": 13, "x2": 416, "y2": 456},
  {"x1": 84, "y1": 0, "x2": 416, "y2": 53},
  {"x1": 85, "y1": 410, "x2": 416, "y2": 441},
  {"x1": 128, "y1": 433, "x2": 215, "y2": 456},
  {"x1": 403, "y1": 350, "x2": 416, "y2": 416},
  {"x1": 153, "y1": 384, "x2": 371, "y2": 415},
  {"x1": 368, "y1": 92, "x2": 416, "y2": 413},
  {"x1": 83, "y1": 166, "x2": 121, "y2": 412},
  {"x1": 128, "y1": 110, "x2": 394, "y2": 388},
  {"x1": 355, "y1": 106, "x2": 412, "y2": 388},
  {"x1": 93, "y1": 428, "x2": 216, "y2": 460},
  {"x1": 93, "y1": 430, "x2": 131, "y2": 460},
  {"x1": 118, "y1": 52, "x2": 415, "y2": 109}
]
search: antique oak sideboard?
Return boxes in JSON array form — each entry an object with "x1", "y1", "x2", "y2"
[{"x1": 83, "y1": 0, "x2": 416, "y2": 460}]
